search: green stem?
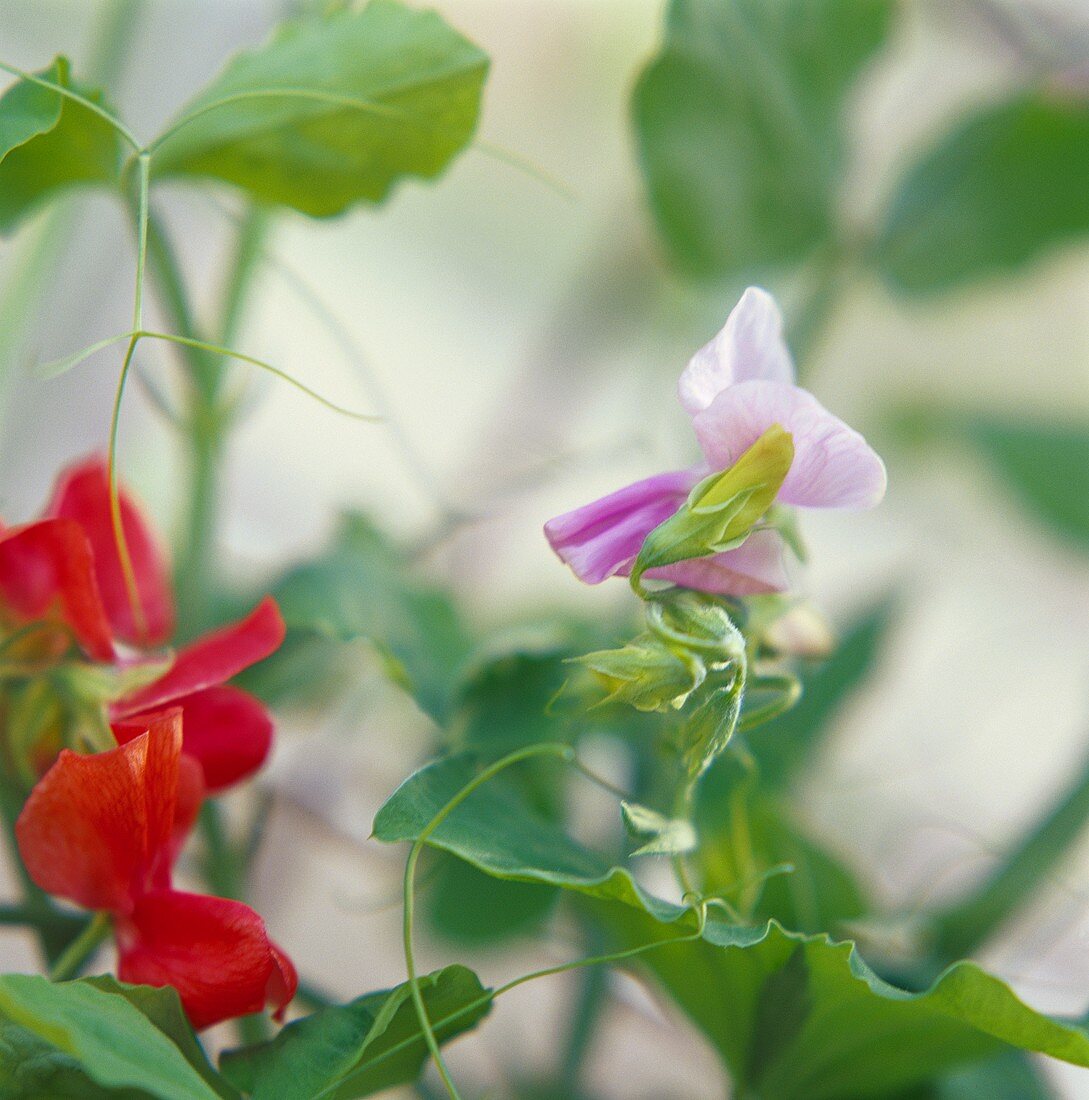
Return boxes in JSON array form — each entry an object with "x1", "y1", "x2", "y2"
[
  {"x1": 49, "y1": 912, "x2": 111, "y2": 981},
  {"x1": 403, "y1": 745, "x2": 577, "y2": 1100},
  {"x1": 199, "y1": 800, "x2": 242, "y2": 901},
  {"x1": 0, "y1": 0, "x2": 144, "y2": 443}
]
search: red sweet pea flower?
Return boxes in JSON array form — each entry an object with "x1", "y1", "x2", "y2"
[
  {"x1": 15, "y1": 708, "x2": 297, "y2": 1029},
  {"x1": 0, "y1": 457, "x2": 285, "y2": 792}
]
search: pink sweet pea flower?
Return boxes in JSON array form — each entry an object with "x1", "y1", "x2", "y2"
[{"x1": 545, "y1": 288, "x2": 886, "y2": 594}]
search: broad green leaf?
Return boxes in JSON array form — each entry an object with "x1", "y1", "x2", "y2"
[
  {"x1": 81, "y1": 977, "x2": 236, "y2": 1099},
  {"x1": 743, "y1": 595, "x2": 895, "y2": 787},
  {"x1": 377, "y1": 753, "x2": 1089, "y2": 1094},
  {"x1": 963, "y1": 417, "x2": 1089, "y2": 552},
  {"x1": 876, "y1": 94, "x2": 1089, "y2": 291},
  {"x1": 151, "y1": 1, "x2": 487, "y2": 215},
  {"x1": 0, "y1": 975, "x2": 224, "y2": 1100},
  {"x1": 251, "y1": 513, "x2": 472, "y2": 721},
  {"x1": 593, "y1": 906, "x2": 1089, "y2": 1098},
  {"x1": 0, "y1": 58, "x2": 123, "y2": 234},
  {"x1": 912, "y1": 1050, "x2": 1053, "y2": 1099},
  {"x1": 219, "y1": 965, "x2": 490, "y2": 1100},
  {"x1": 426, "y1": 854, "x2": 557, "y2": 944},
  {"x1": 633, "y1": 0, "x2": 894, "y2": 277}
]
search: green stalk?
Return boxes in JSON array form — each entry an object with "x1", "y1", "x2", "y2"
[
  {"x1": 0, "y1": 0, "x2": 145, "y2": 439},
  {"x1": 930, "y1": 743, "x2": 1089, "y2": 965},
  {"x1": 49, "y1": 912, "x2": 111, "y2": 981}
]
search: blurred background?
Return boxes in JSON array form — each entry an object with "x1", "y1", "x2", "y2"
[{"x1": 2, "y1": 0, "x2": 1089, "y2": 1095}]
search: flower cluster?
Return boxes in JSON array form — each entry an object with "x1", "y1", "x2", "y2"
[
  {"x1": 0, "y1": 458, "x2": 296, "y2": 1029},
  {"x1": 545, "y1": 287, "x2": 887, "y2": 593}
]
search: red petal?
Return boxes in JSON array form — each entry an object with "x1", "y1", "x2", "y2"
[
  {"x1": 15, "y1": 738, "x2": 152, "y2": 913},
  {"x1": 111, "y1": 714, "x2": 205, "y2": 873},
  {"x1": 117, "y1": 889, "x2": 291, "y2": 1030},
  {"x1": 116, "y1": 598, "x2": 285, "y2": 717},
  {"x1": 172, "y1": 753, "x2": 205, "y2": 861},
  {"x1": 172, "y1": 686, "x2": 272, "y2": 793},
  {"x1": 46, "y1": 457, "x2": 174, "y2": 647},
  {"x1": 267, "y1": 941, "x2": 298, "y2": 1022},
  {"x1": 0, "y1": 519, "x2": 114, "y2": 661}
]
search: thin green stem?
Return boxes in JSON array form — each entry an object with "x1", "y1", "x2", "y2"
[
  {"x1": 105, "y1": 333, "x2": 148, "y2": 640},
  {"x1": 313, "y1": 893, "x2": 707, "y2": 1100},
  {"x1": 131, "y1": 154, "x2": 151, "y2": 331},
  {"x1": 402, "y1": 744, "x2": 576, "y2": 1099},
  {"x1": 140, "y1": 331, "x2": 380, "y2": 421},
  {"x1": 199, "y1": 800, "x2": 242, "y2": 901},
  {"x1": 49, "y1": 911, "x2": 111, "y2": 981}
]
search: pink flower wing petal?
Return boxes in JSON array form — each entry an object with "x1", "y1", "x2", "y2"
[
  {"x1": 638, "y1": 528, "x2": 789, "y2": 595},
  {"x1": 692, "y1": 380, "x2": 887, "y2": 509},
  {"x1": 544, "y1": 469, "x2": 702, "y2": 584},
  {"x1": 678, "y1": 287, "x2": 794, "y2": 416}
]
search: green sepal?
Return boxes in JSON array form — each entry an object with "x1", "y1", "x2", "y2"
[
  {"x1": 677, "y1": 677, "x2": 744, "y2": 783},
  {"x1": 575, "y1": 633, "x2": 705, "y2": 712},
  {"x1": 630, "y1": 425, "x2": 794, "y2": 593},
  {"x1": 621, "y1": 800, "x2": 698, "y2": 857}
]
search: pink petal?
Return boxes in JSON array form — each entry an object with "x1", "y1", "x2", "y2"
[
  {"x1": 115, "y1": 598, "x2": 285, "y2": 718},
  {"x1": 692, "y1": 380, "x2": 887, "y2": 509},
  {"x1": 46, "y1": 457, "x2": 175, "y2": 648},
  {"x1": 678, "y1": 287, "x2": 794, "y2": 417},
  {"x1": 639, "y1": 529, "x2": 789, "y2": 595},
  {"x1": 544, "y1": 469, "x2": 702, "y2": 584}
]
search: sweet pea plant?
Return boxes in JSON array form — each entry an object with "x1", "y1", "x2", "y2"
[{"x1": 2, "y1": 1, "x2": 1089, "y2": 1097}]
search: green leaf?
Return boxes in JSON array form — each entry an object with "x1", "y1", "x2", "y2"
[
  {"x1": 151, "y1": 1, "x2": 487, "y2": 215},
  {"x1": 633, "y1": 0, "x2": 894, "y2": 277},
  {"x1": 593, "y1": 907, "x2": 1089, "y2": 1098},
  {"x1": 374, "y1": 754, "x2": 1089, "y2": 1094},
  {"x1": 876, "y1": 93, "x2": 1089, "y2": 291},
  {"x1": 81, "y1": 977, "x2": 236, "y2": 1099},
  {"x1": 621, "y1": 800, "x2": 698, "y2": 856},
  {"x1": 962, "y1": 417, "x2": 1089, "y2": 552},
  {"x1": 426, "y1": 855, "x2": 557, "y2": 945},
  {"x1": 0, "y1": 58, "x2": 123, "y2": 234},
  {"x1": 743, "y1": 595, "x2": 895, "y2": 788},
  {"x1": 252, "y1": 513, "x2": 472, "y2": 721},
  {"x1": 219, "y1": 966, "x2": 491, "y2": 1100},
  {"x1": 0, "y1": 975, "x2": 225, "y2": 1100}
]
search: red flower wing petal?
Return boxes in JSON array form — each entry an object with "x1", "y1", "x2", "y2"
[
  {"x1": 169, "y1": 686, "x2": 273, "y2": 793},
  {"x1": 15, "y1": 739, "x2": 150, "y2": 913},
  {"x1": 172, "y1": 753, "x2": 205, "y2": 863},
  {"x1": 46, "y1": 458, "x2": 174, "y2": 647},
  {"x1": 117, "y1": 889, "x2": 293, "y2": 1030},
  {"x1": 267, "y1": 941, "x2": 298, "y2": 1023},
  {"x1": 116, "y1": 598, "x2": 285, "y2": 717},
  {"x1": 0, "y1": 519, "x2": 114, "y2": 661}
]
